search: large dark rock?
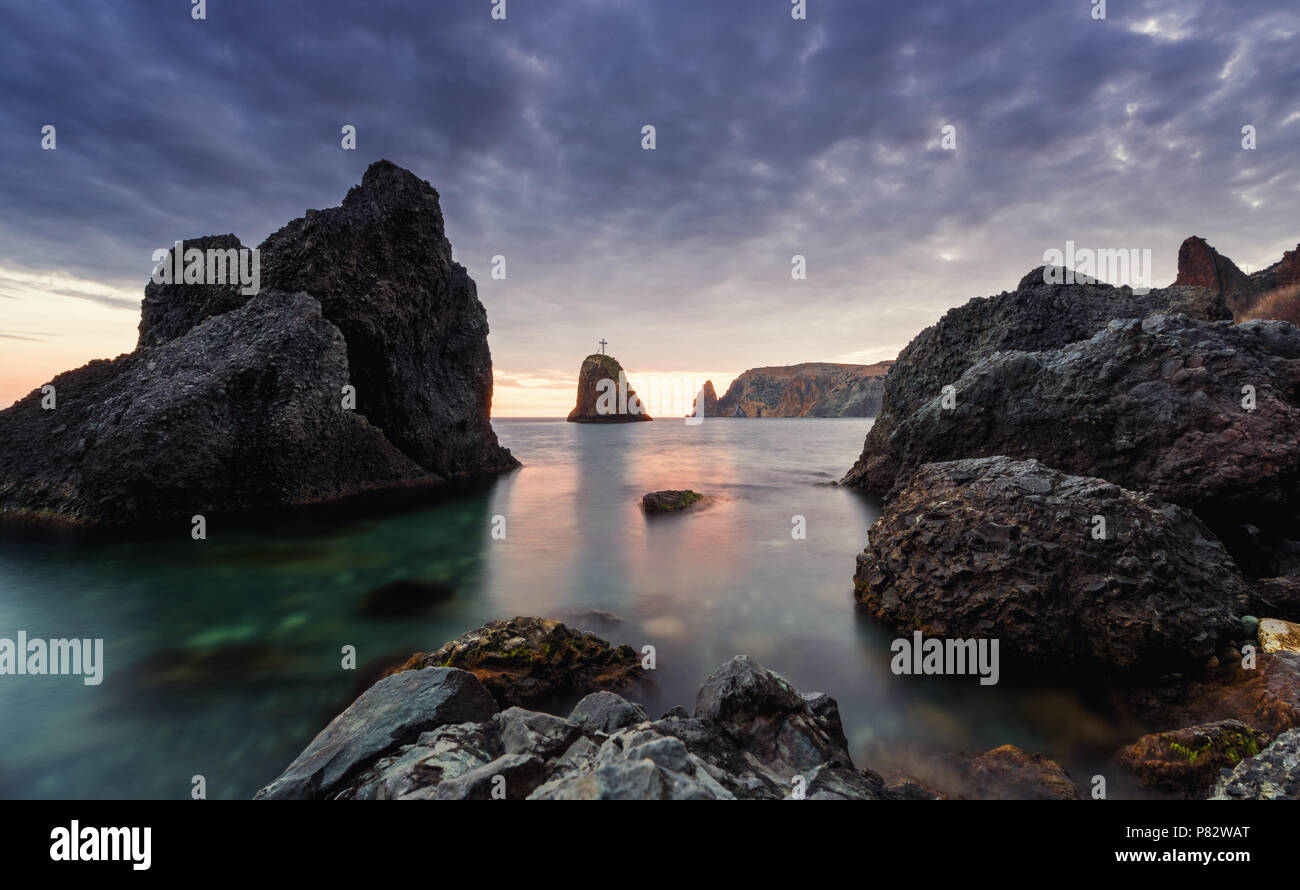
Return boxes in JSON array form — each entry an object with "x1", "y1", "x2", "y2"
[
  {"x1": 0, "y1": 161, "x2": 517, "y2": 524},
  {"x1": 254, "y1": 667, "x2": 497, "y2": 800},
  {"x1": 854, "y1": 457, "x2": 1249, "y2": 672},
  {"x1": 383, "y1": 617, "x2": 644, "y2": 710},
  {"x1": 566, "y1": 353, "x2": 652, "y2": 422},
  {"x1": 715, "y1": 362, "x2": 893, "y2": 417},
  {"x1": 0, "y1": 290, "x2": 435, "y2": 522},
  {"x1": 840, "y1": 269, "x2": 1224, "y2": 490},
  {"x1": 843, "y1": 315, "x2": 1300, "y2": 573},
  {"x1": 255, "y1": 161, "x2": 516, "y2": 478}
]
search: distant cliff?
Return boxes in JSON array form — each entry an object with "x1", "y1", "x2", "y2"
[{"x1": 712, "y1": 362, "x2": 894, "y2": 417}]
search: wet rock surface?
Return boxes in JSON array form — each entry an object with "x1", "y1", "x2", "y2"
[{"x1": 1210, "y1": 728, "x2": 1300, "y2": 799}]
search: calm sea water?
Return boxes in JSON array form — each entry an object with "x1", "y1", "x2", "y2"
[{"x1": 0, "y1": 418, "x2": 1152, "y2": 799}]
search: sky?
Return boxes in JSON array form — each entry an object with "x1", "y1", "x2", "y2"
[{"x1": 1, "y1": 0, "x2": 1298, "y2": 416}]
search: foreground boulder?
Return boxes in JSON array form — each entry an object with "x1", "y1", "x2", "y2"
[
  {"x1": 854, "y1": 457, "x2": 1248, "y2": 672},
  {"x1": 383, "y1": 617, "x2": 644, "y2": 710},
  {"x1": 1116, "y1": 719, "x2": 1270, "y2": 798},
  {"x1": 260, "y1": 655, "x2": 894, "y2": 800},
  {"x1": 0, "y1": 160, "x2": 516, "y2": 524},
  {"x1": 255, "y1": 667, "x2": 497, "y2": 800},
  {"x1": 566, "y1": 353, "x2": 652, "y2": 422},
  {"x1": 841, "y1": 267, "x2": 1226, "y2": 490},
  {"x1": 1210, "y1": 728, "x2": 1300, "y2": 799},
  {"x1": 846, "y1": 315, "x2": 1300, "y2": 573}
]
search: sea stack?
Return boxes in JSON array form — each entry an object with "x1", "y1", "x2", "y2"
[
  {"x1": 0, "y1": 160, "x2": 517, "y2": 525},
  {"x1": 689, "y1": 380, "x2": 719, "y2": 418},
  {"x1": 566, "y1": 353, "x2": 653, "y2": 422}
]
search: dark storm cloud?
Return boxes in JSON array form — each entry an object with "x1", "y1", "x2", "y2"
[{"x1": 1, "y1": 0, "x2": 1297, "y2": 377}]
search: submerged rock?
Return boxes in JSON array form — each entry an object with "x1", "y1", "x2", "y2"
[
  {"x1": 641, "y1": 490, "x2": 707, "y2": 514},
  {"x1": 0, "y1": 160, "x2": 516, "y2": 525},
  {"x1": 854, "y1": 457, "x2": 1248, "y2": 672},
  {"x1": 1116, "y1": 719, "x2": 1270, "y2": 798},
  {"x1": 357, "y1": 579, "x2": 456, "y2": 618},
  {"x1": 383, "y1": 617, "x2": 644, "y2": 710},
  {"x1": 1210, "y1": 728, "x2": 1300, "y2": 799},
  {"x1": 933, "y1": 745, "x2": 1080, "y2": 801},
  {"x1": 566, "y1": 353, "x2": 652, "y2": 422}
]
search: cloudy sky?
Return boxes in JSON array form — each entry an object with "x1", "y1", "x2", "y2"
[{"x1": 1, "y1": 0, "x2": 1298, "y2": 415}]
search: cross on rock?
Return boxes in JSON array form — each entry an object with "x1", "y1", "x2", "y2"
[{"x1": 599, "y1": 338, "x2": 608, "y2": 355}]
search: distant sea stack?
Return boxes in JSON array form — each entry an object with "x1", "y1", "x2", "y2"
[
  {"x1": 567, "y1": 353, "x2": 653, "y2": 422},
  {"x1": 690, "y1": 380, "x2": 719, "y2": 418},
  {"x1": 0, "y1": 160, "x2": 517, "y2": 525},
  {"x1": 713, "y1": 362, "x2": 894, "y2": 417}
]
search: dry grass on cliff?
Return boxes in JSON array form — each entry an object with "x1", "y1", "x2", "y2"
[{"x1": 1239, "y1": 283, "x2": 1300, "y2": 326}]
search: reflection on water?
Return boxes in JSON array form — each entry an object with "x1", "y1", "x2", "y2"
[{"x1": 0, "y1": 418, "x2": 1152, "y2": 798}]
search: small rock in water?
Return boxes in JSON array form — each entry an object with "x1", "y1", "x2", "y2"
[
  {"x1": 358, "y1": 579, "x2": 456, "y2": 618},
  {"x1": 1241, "y1": 615, "x2": 1260, "y2": 638},
  {"x1": 641, "y1": 490, "x2": 707, "y2": 514}
]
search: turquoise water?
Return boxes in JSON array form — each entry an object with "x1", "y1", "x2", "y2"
[{"x1": 0, "y1": 418, "x2": 1146, "y2": 799}]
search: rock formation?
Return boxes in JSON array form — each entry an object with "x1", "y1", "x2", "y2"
[
  {"x1": 566, "y1": 353, "x2": 653, "y2": 422},
  {"x1": 1117, "y1": 719, "x2": 1270, "y2": 798},
  {"x1": 715, "y1": 361, "x2": 893, "y2": 417},
  {"x1": 1174, "y1": 235, "x2": 1260, "y2": 316},
  {"x1": 841, "y1": 267, "x2": 1233, "y2": 492},
  {"x1": 257, "y1": 651, "x2": 896, "y2": 800},
  {"x1": 382, "y1": 617, "x2": 644, "y2": 710},
  {"x1": 689, "y1": 380, "x2": 719, "y2": 417},
  {"x1": 853, "y1": 457, "x2": 1248, "y2": 672},
  {"x1": 0, "y1": 160, "x2": 517, "y2": 525},
  {"x1": 641, "y1": 490, "x2": 707, "y2": 514},
  {"x1": 844, "y1": 313, "x2": 1300, "y2": 575}
]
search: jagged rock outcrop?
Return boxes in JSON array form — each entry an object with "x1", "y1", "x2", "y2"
[
  {"x1": 1210, "y1": 728, "x2": 1300, "y2": 799},
  {"x1": 1116, "y1": 719, "x2": 1270, "y2": 798},
  {"x1": 1251, "y1": 243, "x2": 1300, "y2": 295},
  {"x1": 0, "y1": 290, "x2": 438, "y2": 522},
  {"x1": 566, "y1": 353, "x2": 652, "y2": 422},
  {"x1": 382, "y1": 617, "x2": 644, "y2": 710},
  {"x1": 715, "y1": 362, "x2": 893, "y2": 417},
  {"x1": 257, "y1": 653, "x2": 894, "y2": 800},
  {"x1": 689, "y1": 380, "x2": 719, "y2": 417},
  {"x1": 0, "y1": 161, "x2": 516, "y2": 524},
  {"x1": 1175, "y1": 236, "x2": 1260, "y2": 316},
  {"x1": 854, "y1": 457, "x2": 1249, "y2": 672},
  {"x1": 843, "y1": 315, "x2": 1300, "y2": 573}
]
